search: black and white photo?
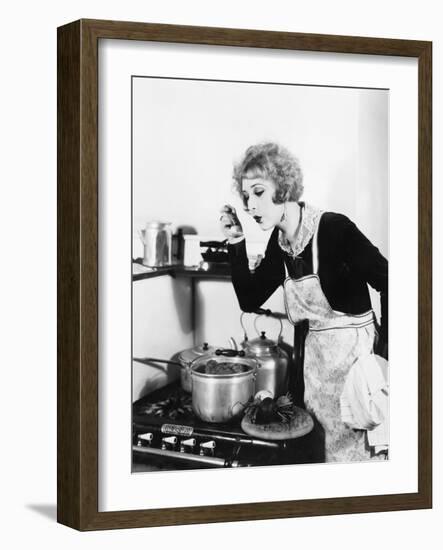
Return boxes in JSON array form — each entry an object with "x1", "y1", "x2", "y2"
[{"x1": 131, "y1": 76, "x2": 389, "y2": 472}]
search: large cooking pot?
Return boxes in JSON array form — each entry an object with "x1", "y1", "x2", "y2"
[
  {"x1": 190, "y1": 349, "x2": 257, "y2": 423},
  {"x1": 240, "y1": 311, "x2": 289, "y2": 397}
]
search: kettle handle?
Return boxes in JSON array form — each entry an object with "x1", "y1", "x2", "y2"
[
  {"x1": 240, "y1": 311, "x2": 249, "y2": 341},
  {"x1": 253, "y1": 313, "x2": 283, "y2": 342},
  {"x1": 240, "y1": 311, "x2": 263, "y2": 342},
  {"x1": 240, "y1": 308, "x2": 281, "y2": 342}
]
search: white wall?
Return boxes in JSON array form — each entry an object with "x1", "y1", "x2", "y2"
[
  {"x1": 133, "y1": 79, "x2": 388, "y2": 257},
  {"x1": 194, "y1": 280, "x2": 293, "y2": 352},
  {"x1": 133, "y1": 77, "x2": 388, "y2": 351},
  {"x1": 132, "y1": 277, "x2": 193, "y2": 400},
  {"x1": 2, "y1": 1, "x2": 441, "y2": 549}
]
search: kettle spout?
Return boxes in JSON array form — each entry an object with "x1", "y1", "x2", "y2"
[{"x1": 228, "y1": 337, "x2": 238, "y2": 351}]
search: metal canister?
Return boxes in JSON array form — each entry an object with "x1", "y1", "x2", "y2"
[{"x1": 140, "y1": 221, "x2": 172, "y2": 267}]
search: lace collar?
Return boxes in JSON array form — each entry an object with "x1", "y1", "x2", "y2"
[{"x1": 278, "y1": 202, "x2": 323, "y2": 258}]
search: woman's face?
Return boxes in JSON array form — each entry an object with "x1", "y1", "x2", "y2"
[{"x1": 241, "y1": 176, "x2": 284, "y2": 231}]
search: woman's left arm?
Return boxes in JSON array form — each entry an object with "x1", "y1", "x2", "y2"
[{"x1": 342, "y1": 217, "x2": 388, "y2": 359}]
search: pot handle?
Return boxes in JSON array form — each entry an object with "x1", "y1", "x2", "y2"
[
  {"x1": 215, "y1": 348, "x2": 246, "y2": 357},
  {"x1": 133, "y1": 357, "x2": 182, "y2": 367}
]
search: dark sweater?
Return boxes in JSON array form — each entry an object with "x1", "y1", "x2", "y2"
[{"x1": 227, "y1": 212, "x2": 388, "y2": 343}]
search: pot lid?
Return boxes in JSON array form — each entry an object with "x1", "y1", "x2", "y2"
[
  {"x1": 244, "y1": 332, "x2": 278, "y2": 356},
  {"x1": 145, "y1": 220, "x2": 171, "y2": 229},
  {"x1": 190, "y1": 351, "x2": 257, "y2": 376},
  {"x1": 178, "y1": 342, "x2": 215, "y2": 365}
]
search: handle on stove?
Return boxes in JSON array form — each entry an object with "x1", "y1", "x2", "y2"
[
  {"x1": 200, "y1": 239, "x2": 228, "y2": 248},
  {"x1": 254, "y1": 308, "x2": 272, "y2": 316}
]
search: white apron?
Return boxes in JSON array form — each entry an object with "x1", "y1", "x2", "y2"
[{"x1": 283, "y1": 216, "x2": 378, "y2": 463}]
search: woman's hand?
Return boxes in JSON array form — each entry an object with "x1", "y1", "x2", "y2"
[{"x1": 220, "y1": 204, "x2": 244, "y2": 242}]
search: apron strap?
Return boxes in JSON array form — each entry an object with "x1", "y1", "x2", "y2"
[
  {"x1": 284, "y1": 257, "x2": 289, "y2": 278},
  {"x1": 312, "y1": 213, "x2": 323, "y2": 275}
]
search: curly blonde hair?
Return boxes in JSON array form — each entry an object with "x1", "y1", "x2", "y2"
[{"x1": 232, "y1": 142, "x2": 304, "y2": 207}]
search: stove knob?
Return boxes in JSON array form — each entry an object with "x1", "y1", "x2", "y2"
[
  {"x1": 180, "y1": 438, "x2": 197, "y2": 453},
  {"x1": 199, "y1": 440, "x2": 216, "y2": 456},
  {"x1": 137, "y1": 432, "x2": 153, "y2": 447},
  {"x1": 161, "y1": 436, "x2": 178, "y2": 450}
]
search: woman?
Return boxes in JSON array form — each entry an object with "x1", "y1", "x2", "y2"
[{"x1": 220, "y1": 142, "x2": 388, "y2": 463}]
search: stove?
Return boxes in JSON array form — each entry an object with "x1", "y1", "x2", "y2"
[{"x1": 132, "y1": 383, "x2": 312, "y2": 471}]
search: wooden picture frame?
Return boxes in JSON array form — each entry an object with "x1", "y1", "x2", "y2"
[{"x1": 57, "y1": 19, "x2": 432, "y2": 530}]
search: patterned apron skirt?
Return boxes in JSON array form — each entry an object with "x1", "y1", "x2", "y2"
[{"x1": 284, "y1": 273, "x2": 376, "y2": 462}]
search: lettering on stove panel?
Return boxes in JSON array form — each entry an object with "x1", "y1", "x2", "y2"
[{"x1": 161, "y1": 424, "x2": 194, "y2": 436}]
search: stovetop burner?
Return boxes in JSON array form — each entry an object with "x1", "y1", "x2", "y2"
[
  {"x1": 134, "y1": 385, "x2": 194, "y2": 422},
  {"x1": 132, "y1": 383, "x2": 312, "y2": 471}
]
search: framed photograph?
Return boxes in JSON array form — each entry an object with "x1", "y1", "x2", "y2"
[{"x1": 57, "y1": 19, "x2": 432, "y2": 530}]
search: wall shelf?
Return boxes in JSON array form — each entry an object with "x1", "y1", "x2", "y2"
[{"x1": 133, "y1": 261, "x2": 231, "y2": 282}]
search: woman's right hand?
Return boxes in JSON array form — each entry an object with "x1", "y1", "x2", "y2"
[{"x1": 219, "y1": 204, "x2": 244, "y2": 242}]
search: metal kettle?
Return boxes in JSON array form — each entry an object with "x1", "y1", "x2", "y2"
[
  {"x1": 238, "y1": 311, "x2": 289, "y2": 398},
  {"x1": 139, "y1": 221, "x2": 172, "y2": 267}
]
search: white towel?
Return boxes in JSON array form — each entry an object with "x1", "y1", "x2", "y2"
[{"x1": 340, "y1": 353, "x2": 389, "y2": 454}]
